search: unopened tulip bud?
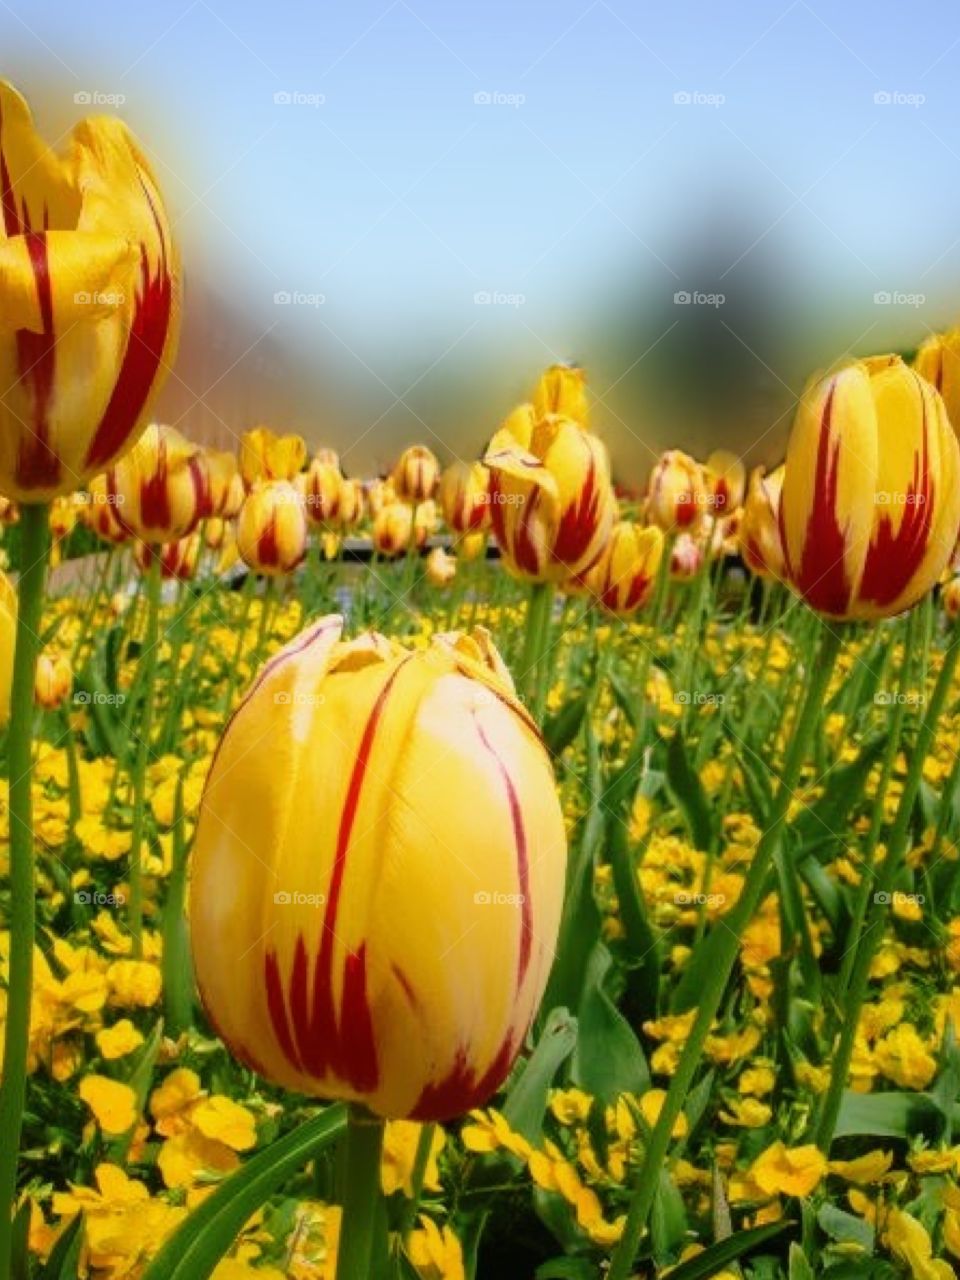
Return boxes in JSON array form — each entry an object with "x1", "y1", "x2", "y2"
[
  {"x1": 943, "y1": 576, "x2": 960, "y2": 621},
  {"x1": 439, "y1": 461, "x2": 491, "y2": 534},
  {"x1": 338, "y1": 478, "x2": 364, "y2": 530},
  {"x1": 704, "y1": 450, "x2": 746, "y2": 514},
  {"x1": 392, "y1": 446, "x2": 439, "y2": 505},
  {"x1": 34, "y1": 652, "x2": 72, "y2": 710},
  {"x1": 84, "y1": 473, "x2": 128, "y2": 545},
  {"x1": 740, "y1": 466, "x2": 785, "y2": 580},
  {"x1": 426, "y1": 546, "x2": 456, "y2": 587},
  {"x1": 531, "y1": 364, "x2": 588, "y2": 425},
  {"x1": 134, "y1": 533, "x2": 201, "y2": 582},
  {"x1": 373, "y1": 503, "x2": 417, "y2": 557},
  {"x1": 108, "y1": 424, "x2": 205, "y2": 543},
  {"x1": 582, "y1": 522, "x2": 664, "y2": 615},
  {"x1": 240, "y1": 427, "x2": 307, "y2": 488},
  {"x1": 781, "y1": 355, "x2": 960, "y2": 619},
  {"x1": 189, "y1": 616, "x2": 566, "y2": 1119},
  {"x1": 303, "y1": 460, "x2": 343, "y2": 527},
  {"x1": 200, "y1": 449, "x2": 240, "y2": 519},
  {"x1": 915, "y1": 329, "x2": 960, "y2": 430},
  {"x1": 0, "y1": 572, "x2": 12, "y2": 724},
  {"x1": 458, "y1": 530, "x2": 487, "y2": 562},
  {"x1": 647, "y1": 451, "x2": 706, "y2": 533},
  {"x1": 237, "y1": 481, "x2": 307, "y2": 576}
]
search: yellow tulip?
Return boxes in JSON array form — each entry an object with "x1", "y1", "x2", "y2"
[
  {"x1": 34, "y1": 651, "x2": 72, "y2": 710},
  {"x1": 240, "y1": 427, "x2": 306, "y2": 488},
  {"x1": 0, "y1": 82, "x2": 180, "y2": 502},
  {"x1": 581, "y1": 521, "x2": 663, "y2": 616},
  {"x1": 338, "y1": 476, "x2": 364, "y2": 530},
  {"x1": 943, "y1": 575, "x2": 960, "y2": 621},
  {"x1": 199, "y1": 448, "x2": 240, "y2": 519},
  {"x1": 483, "y1": 409, "x2": 615, "y2": 583},
  {"x1": 83, "y1": 473, "x2": 128, "y2": 545},
  {"x1": 704, "y1": 449, "x2": 746, "y2": 514},
  {"x1": 133, "y1": 532, "x2": 201, "y2": 582},
  {"x1": 314, "y1": 446, "x2": 341, "y2": 471},
  {"x1": 739, "y1": 465, "x2": 785, "y2": 581},
  {"x1": 438, "y1": 460, "x2": 491, "y2": 534},
  {"x1": 425, "y1": 545, "x2": 456, "y2": 586},
  {"x1": 108, "y1": 423, "x2": 205, "y2": 543},
  {"x1": 373, "y1": 502, "x2": 420, "y2": 557},
  {"x1": 915, "y1": 328, "x2": 960, "y2": 429},
  {"x1": 457, "y1": 530, "x2": 487, "y2": 562},
  {"x1": 236, "y1": 480, "x2": 307, "y2": 576},
  {"x1": 780, "y1": 355, "x2": 960, "y2": 620},
  {"x1": 392, "y1": 445, "x2": 439, "y2": 505},
  {"x1": 646, "y1": 450, "x2": 706, "y2": 532},
  {"x1": 531, "y1": 364, "x2": 588, "y2": 425},
  {"x1": 365, "y1": 477, "x2": 393, "y2": 519},
  {"x1": 301, "y1": 459, "x2": 343, "y2": 527},
  {"x1": 189, "y1": 618, "x2": 566, "y2": 1119}
]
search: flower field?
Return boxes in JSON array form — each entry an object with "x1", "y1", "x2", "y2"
[{"x1": 4, "y1": 78, "x2": 960, "y2": 1280}]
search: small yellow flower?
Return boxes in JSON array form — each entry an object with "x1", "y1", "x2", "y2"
[
  {"x1": 406, "y1": 1216, "x2": 465, "y2": 1280},
  {"x1": 381, "y1": 1121, "x2": 445, "y2": 1197},
  {"x1": 191, "y1": 1096, "x2": 258, "y2": 1152},
  {"x1": 828, "y1": 1150, "x2": 893, "y2": 1184},
  {"x1": 749, "y1": 1142, "x2": 827, "y2": 1199},
  {"x1": 78, "y1": 1075, "x2": 137, "y2": 1135},
  {"x1": 96, "y1": 1018, "x2": 144, "y2": 1060}
]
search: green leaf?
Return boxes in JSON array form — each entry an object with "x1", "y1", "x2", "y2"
[
  {"x1": 790, "y1": 735, "x2": 886, "y2": 849},
  {"x1": 788, "y1": 1241, "x2": 814, "y2": 1280},
  {"x1": 502, "y1": 1008, "x2": 577, "y2": 1143},
  {"x1": 651, "y1": 1169, "x2": 688, "y2": 1260},
  {"x1": 543, "y1": 693, "x2": 590, "y2": 759},
  {"x1": 665, "y1": 730, "x2": 717, "y2": 851},
  {"x1": 140, "y1": 1105, "x2": 347, "y2": 1280},
  {"x1": 606, "y1": 805, "x2": 660, "y2": 1019},
  {"x1": 571, "y1": 942, "x2": 649, "y2": 1099},
  {"x1": 659, "y1": 1220, "x2": 793, "y2": 1280},
  {"x1": 535, "y1": 1259, "x2": 598, "y2": 1279},
  {"x1": 11, "y1": 1200, "x2": 31, "y2": 1280},
  {"x1": 40, "y1": 1215, "x2": 84, "y2": 1280},
  {"x1": 833, "y1": 1089, "x2": 940, "y2": 1139},
  {"x1": 817, "y1": 1203, "x2": 874, "y2": 1250}
]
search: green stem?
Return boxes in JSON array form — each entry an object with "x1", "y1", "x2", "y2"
[
  {"x1": 162, "y1": 777, "x2": 194, "y2": 1037},
  {"x1": 519, "y1": 580, "x2": 555, "y2": 715},
  {"x1": 336, "y1": 1104, "x2": 386, "y2": 1280},
  {"x1": 814, "y1": 616, "x2": 960, "y2": 1153},
  {"x1": 127, "y1": 550, "x2": 162, "y2": 958},
  {"x1": 397, "y1": 1122, "x2": 436, "y2": 1242},
  {"x1": 0, "y1": 503, "x2": 50, "y2": 1279},
  {"x1": 607, "y1": 619, "x2": 844, "y2": 1280}
]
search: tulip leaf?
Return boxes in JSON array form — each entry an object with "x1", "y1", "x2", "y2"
[
  {"x1": 665, "y1": 730, "x2": 717, "y2": 851},
  {"x1": 789, "y1": 734, "x2": 886, "y2": 850},
  {"x1": 535, "y1": 1261, "x2": 597, "y2": 1280},
  {"x1": 606, "y1": 803, "x2": 660, "y2": 1020},
  {"x1": 502, "y1": 1007, "x2": 577, "y2": 1143},
  {"x1": 39, "y1": 1214, "x2": 83, "y2": 1280},
  {"x1": 817, "y1": 1203, "x2": 874, "y2": 1250},
  {"x1": 832, "y1": 1089, "x2": 940, "y2": 1139},
  {"x1": 571, "y1": 942, "x2": 649, "y2": 1099},
  {"x1": 141, "y1": 1104, "x2": 348, "y2": 1280},
  {"x1": 788, "y1": 1241, "x2": 815, "y2": 1280},
  {"x1": 10, "y1": 1201, "x2": 30, "y2": 1280},
  {"x1": 651, "y1": 1169, "x2": 688, "y2": 1261},
  {"x1": 655, "y1": 1219, "x2": 793, "y2": 1280},
  {"x1": 543, "y1": 692, "x2": 590, "y2": 759}
]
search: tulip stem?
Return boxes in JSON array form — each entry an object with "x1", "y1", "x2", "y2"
[
  {"x1": 606, "y1": 618, "x2": 843, "y2": 1280},
  {"x1": 336, "y1": 1104, "x2": 386, "y2": 1280},
  {"x1": 398, "y1": 1123, "x2": 436, "y2": 1243},
  {"x1": 0, "y1": 503, "x2": 50, "y2": 1279},
  {"x1": 814, "y1": 617, "x2": 960, "y2": 1153},
  {"x1": 128, "y1": 549, "x2": 162, "y2": 959},
  {"x1": 519, "y1": 581, "x2": 555, "y2": 717}
]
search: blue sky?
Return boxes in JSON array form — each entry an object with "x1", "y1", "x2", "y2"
[{"x1": 7, "y1": 0, "x2": 960, "y2": 475}]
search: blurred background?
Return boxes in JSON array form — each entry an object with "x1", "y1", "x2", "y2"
[{"x1": 6, "y1": 0, "x2": 960, "y2": 486}]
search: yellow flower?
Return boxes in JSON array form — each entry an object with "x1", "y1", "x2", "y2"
[
  {"x1": 96, "y1": 1018, "x2": 144, "y2": 1060},
  {"x1": 718, "y1": 1097, "x2": 772, "y2": 1128},
  {"x1": 107, "y1": 958, "x2": 162, "y2": 1007},
  {"x1": 382, "y1": 1121, "x2": 445, "y2": 1197},
  {"x1": 406, "y1": 1216, "x2": 465, "y2": 1280},
  {"x1": 738, "y1": 1064, "x2": 775, "y2": 1097},
  {"x1": 828, "y1": 1150, "x2": 893, "y2": 1184},
  {"x1": 191, "y1": 1096, "x2": 258, "y2": 1152},
  {"x1": 150, "y1": 1066, "x2": 203, "y2": 1134},
  {"x1": 79, "y1": 1075, "x2": 137, "y2": 1135},
  {"x1": 873, "y1": 1023, "x2": 937, "y2": 1090},
  {"x1": 749, "y1": 1142, "x2": 827, "y2": 1198},
  {"x1": 884, "y1": 1207, "x2": 954, "y2": 1280},
  {"x1": 157, "y1": 1129, "x2": 241, "y2": 1189}
]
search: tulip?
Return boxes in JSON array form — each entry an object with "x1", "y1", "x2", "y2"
[
  {"x1": 438, "y1": 461, "x2": 490, "y2": 535},
  {"x1": 83, "y1": 473, "x2": 128, "y2": 545},
  {"x1": 203, "y1": 516, "x2": 228, "y2": 552},
  {"x1": 134, "y1": 533, "x2": 201, "y2": 582},
  {"x1": 582, "y1": 522, "x2": 664, "y2": 616},
  {"x1": 365, "y1": 477, "x2": 394, "y2": 519},
  {"x1": 237, "y1": 480, "x2": 307, "y2": 576},
  {"x1": 458, "y1": 530, "x2": 487, "y2": 562},
  {"x1": 240, "y1": 427, "x2": 307, "y2": 488},
  {"x1": 780, "y1": 355, "x2": 960, "y2": 620},
  {"x1": 670, "y1": 531, "x2": 702, "y2": 580},
  {"x1": 739, "y1": 466, "x2": 785, "y2": 580},
  {"x1": 943, "y1": 575, "x2": 960, "y2": 622},
  {"x1": 483, "y1": 410, "x2": 616, "y2": 584},
  {"x1": 339, "y1": 477, "x2": 364, "y2": 530},
  {"x1": 425, "y1": 545, "x2": 456, "y2": 587},
  {"x1": 189, "y1": 616, "x2": 566, "y2": 1120},
  {"x1": 0, "y1": 496, "x2": 17, "y2": 525},
  {"x1": 646, "y1": 450, "x2": 706, "y2": 533},
  {"x1": 914, "y1": 329, "x2": 960, "y2": 429},
  {"x1": 302, "y1": 459, "x2": 344, "y2": 527},
  {"x1": 314, "y1": 447, "x2": 341, "y2": 471},
  {"x1": 704, "y1": 449, "x2": 746, "y2": 514},
  {"x1": 0, "y1": 84, "x2": 180, "y2": 503},
  {"x1": 531, "y1": 363, "x2": 588, "y2": 425},
  {"x1": 221, "y1": 469, "x2": 245, "y2": 520},
  {"x1": 373, "y1": 503, "x2": 421, "y2": 558},
  {"x1": 199, "y1": 449, "x2": 240, "y2": 519},
  {"x1": 108, "y1": 423, "x2": 205, "y2": 543},
  {"x1": 34, "y1": 651, "x2": 71, "y2": 710},
  {"x1": 392, "y1": 445, "x2": 439, "y2": 506},
  {"x1": 109, "y1": 591, "x2": 129, "y2": 618}
]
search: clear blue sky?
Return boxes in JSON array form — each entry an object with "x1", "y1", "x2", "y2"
[{"x1": 6, "y1": 0, "x2": 960, "y2": 475}]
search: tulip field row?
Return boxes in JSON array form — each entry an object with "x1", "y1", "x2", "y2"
[{"x1": 3, "y1": 78, "x2": 960, "y2": 1280}]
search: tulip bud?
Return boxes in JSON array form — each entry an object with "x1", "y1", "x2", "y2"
[
  {"x1": 221, "y1": 469, "x2": 245, "y2": 520},
  {"x1": 439, "y1": 461, "x2": 491, "y2": 535},
  {"x1": 484, "y1": 411, "x2": 616, "y2": 583},
  {"x1": 84, "y1": 473, "x2": 129, "y2": 545},
  {"x1": 189, "y1": 616, "x2": 566, "y2": 1118},
  {"x1": 0, "y1": 496, "x2": 18, "y2": 526},
  {"x1": 943, "y1": 575, "x2": 960, "y2": 622},
  {"x1": 237, "y1": 480, "x2": 307, "y2": 576},
  {"x1": 134, "y1": 533, "x2": 201, "y2": 582},
  {"x1": 392, "y1": 446, "x2": 439, "y2": 505},
  {"x1": 34, "y1": 651, "x2": 72, "y2": 710},
  {"x1": 670, "y1": 532, "x2": 702, "y2": 580},
  {"x1": 200, "y1": 449, "x2": 240, "y2": 519},
  {"x1": 240, "y1": 427, "x2": 307, "y2": 488},
  {"x1": 108, "y1": 424, "x2": 205, "y2": 543},
  {"x1": 426, "y1": 546, "x2": 456, "y2": 587},
  {"x1": 915, "y1": 329, "x2": 960, "y2": 430},
  {"x1": 302, "y1": 460, "x2": 344, "y2": 527},
  {"x1": 780, "y1": 356, "x2": 960, "y2": 619},
  {"x1": 314, "y1": 447, "x2": 341, "y2": 472},
  {"x1": 457, "y1": 530, "x2": 487, "y2": 562},
  {"x1": 0, "y1": 83, "x2": 180, "y2": 503},
  {"x1": 203, "y1": 516, "x2": 228, "y2": 551},
  {"x1": 366, "y1": 478, "x2": 394, "y2": 519},
  {"x1": 646, "y1": 450, "x2": 706, "y2": 532},
  {"x1": 582, "y1": 522, "x2": 664, "y2": 616},
  {"x1": 531, "y1": 364, "x2": 588, "y2": 425},
  {"x1": 739, "y1": 466, "x2": 785, "y2": 580},
  {"x1": 338, "y1": 477, "x2": 364, "y2": 530},
  {"x1": 704, "y1": 450, "x2": 746, "y2": 514},
  {"x1": 373, "y1": 503, "x2": 419, "y2": 557}
]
